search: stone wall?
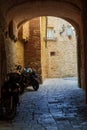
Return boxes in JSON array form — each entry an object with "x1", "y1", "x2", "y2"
[
  {"x1": 24, "y1": 17, "x2": 77, "y2": 80},
  {"x1": 46, "y1": 17, "x2": 77, "y2": 78},
  {"x1": 4, "y1": 17, "x2": 78, "y2": 80},
  {"x1": 0, "y1": 11, "x2": 7, "y2": 97}
]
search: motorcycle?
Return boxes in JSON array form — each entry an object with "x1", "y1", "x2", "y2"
[
  {"x1": 21, "y1": 67, "x2": 40, "y2": 91},
  {"x1": 0, "y1": 72, "x2": 20, "y2": 120}
]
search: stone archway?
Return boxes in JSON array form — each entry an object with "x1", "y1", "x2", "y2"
[
  {"x1": 0, "y1": 0, "x2": 86, "y2": 100},
  {"x1": 6, "y1": 1, "x2": 83, "y2": 84}
]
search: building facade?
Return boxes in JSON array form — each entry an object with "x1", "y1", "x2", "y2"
[{"x1": 46, "y1": 16, "x2": 77, "y2": 78}]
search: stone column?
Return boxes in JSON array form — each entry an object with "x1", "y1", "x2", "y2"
[
  {"x1": 0, "y1": 12, "x2": 7, "y2": 98},
  {"x1": 0, "y1": 33, "x2": 7, "y2": 98},
  {"x1": 82, "y1": 0, "x2": 87, "y2": 103}
]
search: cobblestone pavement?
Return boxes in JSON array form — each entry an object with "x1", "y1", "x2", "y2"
[{"x1": 0, "y1": 77, "x2": 87, "y2": 130}]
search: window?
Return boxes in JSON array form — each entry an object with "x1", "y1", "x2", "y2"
[
  {"x1": 50, "y1": 52, "x2": 56, "y2": 56},
  {"x1": 66, "y1": 25, "x2": 75, "y2": 39},
  {"x1": 66, "y1": 25, "x2": 73, "y2": 35},
  {"x1": 44, "y1": 27, "x2": 57, "y2": 41},
  {"x1": 47, "y1": 27, "x2": 54, "y2": 40}
]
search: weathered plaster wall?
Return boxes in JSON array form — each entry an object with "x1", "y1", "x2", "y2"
[
  {"x1": 5, "y1": 39, "x2": 24, "y2": 72},
  {"x1": 40, "y1": 17, "x2": 48, "y2": 81}
]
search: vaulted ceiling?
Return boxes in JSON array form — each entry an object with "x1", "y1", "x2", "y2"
[{"x1": 0, "y1": 0, "x2": 82, "y2": 28}]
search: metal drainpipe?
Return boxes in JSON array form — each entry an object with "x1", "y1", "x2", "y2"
[{"x1": 45, "y1": 16, "x2": 48, "y2": 48}]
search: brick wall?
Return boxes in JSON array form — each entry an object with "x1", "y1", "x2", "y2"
[{"x1": 24, "y1": 18, "x2": 41, "y2": 76}]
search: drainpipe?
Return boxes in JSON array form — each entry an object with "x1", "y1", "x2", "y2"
[{"x1": 45, "y1": 16, "x2": 48, "y2": 48}]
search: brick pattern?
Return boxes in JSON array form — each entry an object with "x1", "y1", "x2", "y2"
[{"x1": 24, "y1": 18, "x2": 41, "y2": 76}]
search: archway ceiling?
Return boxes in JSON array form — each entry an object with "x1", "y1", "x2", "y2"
[{"x1": 0, "y1": 0, "x2": 82, "y2": 26}]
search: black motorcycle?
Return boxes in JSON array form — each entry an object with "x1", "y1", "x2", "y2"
[
  {"x1": 0, "y1": 73, "x2": 20, "y2": 120},
  {"x1": 21, "y1": 68, "x2": 40, "y2": 91}
]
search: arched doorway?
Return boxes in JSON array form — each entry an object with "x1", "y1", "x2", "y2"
[
  {"x1": 1, "y1": 0, "x2": 85, "y2": 99},
  {"x1": 17, "y1": 16, "x2": 78, "y2": 83}
]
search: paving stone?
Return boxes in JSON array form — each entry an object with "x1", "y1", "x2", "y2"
[
  {"x1": 0, "y1": 127, "x2": 13, "y2": 130},
  {"x1": 82, "y1": 126, "x2": 87, "y2": 130},
  {"x1": 46, "y1": 126, "x2": 58, "y2": 130},
  {"x1": 0, "y1": 78, "x2": 87, "y2": 130}
]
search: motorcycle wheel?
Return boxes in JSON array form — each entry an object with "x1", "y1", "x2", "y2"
[
  {"x1": 0, "y1": 99, "x2": 4, "y2": 119},
  {"x1": 3, "y1": 98, "x2": 17, "y2": 120},
  {"x1": 19, "y1": 85, "x2": 24, "y2": 94},
  {"x1": 32, "y1": 80, "x2": 39, "y2": 91},
  {"x1": 4, "y1": 106, "x2": 16, "y2": 120}
]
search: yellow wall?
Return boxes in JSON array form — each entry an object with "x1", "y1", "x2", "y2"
[{"x1": 5, "y1": 38, "x2": 24, "y2": 72}]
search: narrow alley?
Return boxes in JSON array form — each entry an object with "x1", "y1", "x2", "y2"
[{"x1": 0, "y1": 78, "x2": 87, "y2": 130}]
